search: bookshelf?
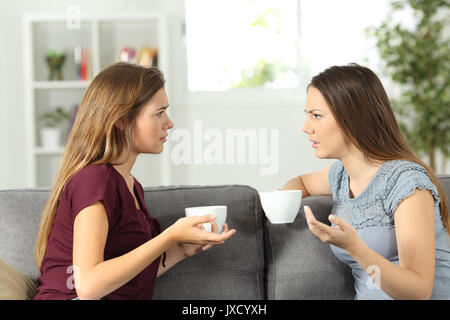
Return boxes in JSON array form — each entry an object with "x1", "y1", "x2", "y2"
[{"x1": 23, "y1": 13, "x2": 171, "y2": 187}]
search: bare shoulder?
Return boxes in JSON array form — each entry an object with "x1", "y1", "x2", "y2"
[
  {"x1": 74, "y1": 201, "x2": 109, "y2": 226},
  {"x1": 73, "y1": 202, "x2": 109, "y2": 245},
  {"x1": 394, "y1": 188, "x2": 435, "y2": 223}
]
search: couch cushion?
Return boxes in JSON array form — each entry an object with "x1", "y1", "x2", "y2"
[
  {"x1": 0, "y1": 185, "x2": 265, "y2": 300},
  {"x1": 439, "y1": 174, "x2": 450, "y2": 201},
  {"x1": 0, "y1": 257, "x2": 37, "y2": 300},
  {"x1": 0, "y1": 188, "x2": 48, "y2": 281},
  {"x1": 144, "y1": 185, "x2": 265, "y2": 300},
  {"x1": 264, "y1": 195, "x2": 355, "y2": 299},
  {"x1": 264, "y1": 174, "x2": 449, "y2": 300}
]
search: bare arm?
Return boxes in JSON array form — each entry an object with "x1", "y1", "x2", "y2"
[
  {"x1": 305, "y1": 188, "x2": 436, "y2": 299},
  {"x1": 156, "y1": 245, "x2": 185, "y2": 278},
  {"x1": 350, "y1": 189, "x2": 436, "y2": 299},
  {"x1": 73, "y1": 202, "x2": 169, "y2": 299},
  {"x1": 73, "y1": 202, "x2": 235, "y2": 300},
  {"x1": 282, "y1": 164, "x2": 332, "y2": 197}
]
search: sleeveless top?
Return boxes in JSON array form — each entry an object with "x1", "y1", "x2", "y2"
[{"x1": 328, "y1": 160, "x2": 450, "y2": 299}]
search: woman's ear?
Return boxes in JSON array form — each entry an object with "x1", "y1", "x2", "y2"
[{"x1": 114, "y1": 118, "x2": 126, "y2": 131}]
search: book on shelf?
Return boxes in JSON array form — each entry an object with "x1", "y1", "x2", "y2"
[
  {"x1": 118, "y1": 46, "x2": 158, "y2": 67},
  {"x1": 120, "y1": 46, "x2": 136, "y2": 63},
  {"x1": 137, "y1": 47, "x2": 158, "y2": 67},
  {"x1": 74, "y1": 46, "x2": 91, "y2": 81}
]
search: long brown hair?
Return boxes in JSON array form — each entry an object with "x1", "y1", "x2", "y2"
[
  {"x1": 309, "y1": 63, "x2": 449, "y2": 235},
  {"x1": 35, "y1": 62, "x2": 166, "y2": 268}
]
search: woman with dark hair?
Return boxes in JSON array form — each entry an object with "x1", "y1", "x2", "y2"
[{"x1": 283, "y1": 64, "x2": 450, "y2": 299}]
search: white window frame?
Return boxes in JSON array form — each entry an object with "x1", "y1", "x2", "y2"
[{"x1": 177, "y1": 0, "x2": 304, "y2": 109}]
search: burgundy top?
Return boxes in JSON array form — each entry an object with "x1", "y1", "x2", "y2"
[{"x1": 34, "y1": 164, "x2": 163, "y2": 300}]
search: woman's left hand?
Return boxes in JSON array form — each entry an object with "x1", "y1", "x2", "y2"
[
  {"x1": 179, "y1": 220, "x2": 230, "y2": 258},
  {"x1": 304, "y1": 205, "x2": 364, "y2": 254}
]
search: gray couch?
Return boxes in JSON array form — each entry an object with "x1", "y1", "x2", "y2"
[{"x1": 1, "y1": 175, "x2": 449, "y2": 300}]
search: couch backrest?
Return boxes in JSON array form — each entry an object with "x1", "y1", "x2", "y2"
[
  {"x1": 0, "y1": 184, "x2": 266, "y2": 300},
  {"x1": 144, "y1": 185, "x2": 265, "y2": 300},
  {"x1": 0, "y1": 188, "x2": 48, "y2": 281},
  {"x1": 0, "y1": 174, "x2": 448, "y2": 300},
  {"x1": 264, "y1": 195, "x2": 356, "y2": 299},
  {"x1": 264, "y1": 174, "x2": 450, "y2": 300},
  {"x1": 440, "y1": 175, "x2": 450, "y2": 200}
]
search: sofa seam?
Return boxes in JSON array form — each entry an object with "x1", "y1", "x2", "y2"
[
  {"x1": 162, "y1": 270, "x2": 258, "y2": 277},
  {"x1": 268, "y1": 219, "x2": 276, "y2": 300},
  {"x1": 253, "y1": 187, "x2": 264, "y2": 300},
  {"x1": 0, "y1": 188, "x2": 51, "y2": 193},
  {"x1": 142, "y1": 184, "x2": 255, "y2": 193}
]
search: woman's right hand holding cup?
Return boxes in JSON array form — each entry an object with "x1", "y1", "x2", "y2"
[{"x1": 165, "y1": 215, "x2": 236, "y2": 247}]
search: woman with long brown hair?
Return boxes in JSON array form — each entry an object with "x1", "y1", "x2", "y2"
[
  {"x1": 33, "y1": 62, "x2": 236, "y2": 300},
  {"x1": 283, "y1": 64, "x2": 449, "y2": 299}
]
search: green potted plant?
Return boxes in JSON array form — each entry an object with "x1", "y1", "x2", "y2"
[
  {"x1": 366, "y1": 0, "x2": 450, "y2": 172},
  {"x1": 46, "y1": 49, "x2": 66, "y2": 81},
  {"x1": 40, "y1": 106, "x2": 71, "y2": 148}
]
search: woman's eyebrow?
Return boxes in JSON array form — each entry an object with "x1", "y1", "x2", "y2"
[
  {"x1": 304, "y1": 108, "x2": 321, "y2": 113},
  {"x1": 155, "y1": 104, "x2": 169, "y2": 111}
]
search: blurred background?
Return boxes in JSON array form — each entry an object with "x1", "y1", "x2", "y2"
[{"x1": 0, "y1": 0, "x2": 448, "y2": 192}]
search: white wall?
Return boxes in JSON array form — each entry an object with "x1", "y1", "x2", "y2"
[
  {"x1": 0, "y1": 0, "x2": 165, "y2": 189},
  {"x1": 164, "y1": 0, "x2": 449, "y2": 191},
  {"x1": 168, "y1": 91, "x2": 335, "y2": 191},
  {"x1": 0, "y1": 0, "x2": 448, "y2": 191}
]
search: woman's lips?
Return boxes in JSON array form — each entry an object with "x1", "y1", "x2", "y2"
[
  {"x1": 161, "y1": 136, "x2": 167, "y2": 142},
  {"x1": 311, "y1": 141, "x2": 319, "y2": 148}
]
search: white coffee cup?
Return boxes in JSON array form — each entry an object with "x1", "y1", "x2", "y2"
[
  {"x1": 185, "y1": 205, "x2": 227, "y2": 234},
  {"x1": 259, "y1": 190, "x2": 302, "y2": 224}
]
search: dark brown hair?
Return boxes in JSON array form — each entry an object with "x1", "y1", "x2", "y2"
[{"x1": 309, "y1": 63, "x2": 449, "y2": 234}]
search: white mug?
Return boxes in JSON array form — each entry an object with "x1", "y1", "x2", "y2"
[
  {"x1": 185, "y1": 205, "x2": 227, "y2": 234},
  {"x1": 259, "y1": 190, "x2": 302, "y2": 224}
]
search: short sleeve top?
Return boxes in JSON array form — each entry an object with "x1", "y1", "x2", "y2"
[
  {"x1": 34, "y1": 164, "x2": 163, "y2": 300},
  {"x1": 328, "y1": 160, "x2": 450, "y2": 299}
]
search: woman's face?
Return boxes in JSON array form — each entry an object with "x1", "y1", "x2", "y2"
[
  {"x1": 131, "y1": 88, "x2": 173, "y2": 154},
  {"x1": 302, "y1": 86, "x2": 350, "y2": 159}
]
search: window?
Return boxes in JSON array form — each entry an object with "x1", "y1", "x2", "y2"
[
  {"x1": 185, "y1": 0, "x2": 299, "y2": 92},
  {"x1": 185, "y1": 0, "x2": 393, "y2": 94},
  {"x1": 298, "y1": 0, "x2": 391, "y2": 79}
]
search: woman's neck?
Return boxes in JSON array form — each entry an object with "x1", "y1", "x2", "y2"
[
  {"x1": 112, "y1": 150, "x2": 138, "y2": 185},
  {"x1": 340, "y1": 152, "x2": 384, "y2": 185}
]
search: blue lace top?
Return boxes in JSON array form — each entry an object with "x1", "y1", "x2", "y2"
[{"x1": 329, "y1": 160, "x2": 450, "y2": 300}]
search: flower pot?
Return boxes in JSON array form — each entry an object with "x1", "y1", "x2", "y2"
[{"x1": 41, "y1": 127, "x2": 61, "y2": 149}]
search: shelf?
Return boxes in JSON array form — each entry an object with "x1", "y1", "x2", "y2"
[
  {"x1": 25, "y1": 12, "x2": 170, "y2": 187},
  {"x1": 33, "y1": 80, "x2": 90, "y2": 89}
]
